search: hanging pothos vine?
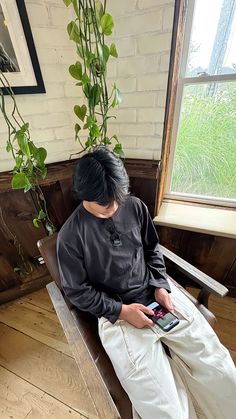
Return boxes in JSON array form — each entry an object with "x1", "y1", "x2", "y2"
[
  {"x1": 64, "y1": 0, "x2": 124, "y2": 157},
  {"x1": 0, "y1": 71, "x2": 56, "y2": 234}
]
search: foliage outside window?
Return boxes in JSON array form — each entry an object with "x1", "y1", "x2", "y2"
[{"x1": 166, "y1": 0, "x2": 236, "y2": 204}]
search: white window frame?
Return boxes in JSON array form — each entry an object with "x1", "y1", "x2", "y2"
[{"x1": 164, "y1": 0, "x2": 236, "y2": 208}]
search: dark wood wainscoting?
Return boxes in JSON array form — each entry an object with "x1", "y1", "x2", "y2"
[
  {"x1": 157, "y1": 226, "x2": 236, "y2": 296},
  {"x1": 0, "y1": 158, "x2": 160, "y2": 303}
]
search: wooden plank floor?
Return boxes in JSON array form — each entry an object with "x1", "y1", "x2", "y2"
[
  {"x1": 0, "y1": 286, "x2": 235, "y2": 418},
  {"x1": 0, "y1": 287, "x2": 98, "y2": 419}
]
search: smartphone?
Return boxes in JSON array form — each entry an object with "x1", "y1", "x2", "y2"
[{"x1": 146, "y1": 302, "x2": 179, "y2": 332}]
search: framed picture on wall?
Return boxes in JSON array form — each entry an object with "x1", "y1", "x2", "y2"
[{"x1": 0, "y1": 0, "x2": 45, "y2": 94}]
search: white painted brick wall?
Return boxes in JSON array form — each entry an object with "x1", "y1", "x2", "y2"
[
  {"x1": 108, "y1": 0, "x2": 174, "y2": 159},
  {"x1": 138, "y1": 33, "x2": 171, "y2": 54},
  {"x1": 0, "y1": 0, "x2": 174, "y2": 171}
]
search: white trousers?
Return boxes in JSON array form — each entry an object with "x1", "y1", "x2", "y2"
[{"x1": 98, "y1": 282, "x2": 236, "y2": 419}]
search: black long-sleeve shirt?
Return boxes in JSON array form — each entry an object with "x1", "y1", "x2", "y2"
[{"x1": 57, "y1": 196, "x2": 170, "y2": 323}]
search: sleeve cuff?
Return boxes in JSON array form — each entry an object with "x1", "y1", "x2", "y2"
[
  {"x1": 105, "y1": 301, "x2": 123, "y2": 324},
  {"x1": 149, "y1": 278, "x2": 171, "y2": 293}
]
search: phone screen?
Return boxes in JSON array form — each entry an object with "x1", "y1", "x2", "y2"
[
  {"x1": 152, "y1": 306, "x2": 176, "y2": 328},
  {"x1": 147, "y1": 302, "x2": 178, "y2": 330}
]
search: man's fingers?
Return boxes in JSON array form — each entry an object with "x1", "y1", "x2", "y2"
[
  {"x1": 156, "y1": 295, "x2": 174, "y2": 312},
  {"x1": 140, "y1": 311, "x2": 154, "y2": 326},
  {"x1": 138, "y1": 304, "x2": 154, "y2": 315},
  {"x1": 166, "y1": 296, "x2": 174, "y2": 311},
  {"x1": 166, "y1": 300, "x2": 174, "y2": 311}
]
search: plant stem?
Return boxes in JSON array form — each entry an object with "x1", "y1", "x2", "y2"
[{"x1": 0, "y1": 70, "x2": 56, "y2": 235}]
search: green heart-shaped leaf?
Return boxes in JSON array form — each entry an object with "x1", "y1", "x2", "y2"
[
  {"x1": 67, "y1": 21, "x2": 80, "y2": 43},
  {"x1": 74, "y1": 105, "x2": 87, "y2": 121},
  {"x1": 75, "y1": 123, "x2": 81, "y2": 135},
  {"x1": 102, "y1": 45, "x2": 110, "y2": 63},
  {"x1": 21, "y1": 123, "x2": 29, "y2": 132},
  {"x1": 15, "y1": 131, "x2": 30, "y2": 158},
  {"x1": 45, "y1": 223, "x2": 55, "y2": 235},
  {"x1": 112, "y1": 86, "x2": 122, "y2": 108},
  {"x1": 71, "y1": 0, "x2": 79, "y2": 16},
  {"x1": 98, "y1": 43, "x2": 110, "y2": 64},
  {"x1": 91, "y1": 124, "x2": 100, "y2": 138},
  {"x1": 69, "y1": 62, "x2": 82, "y2": 80},
  {"x1": 6, "y1": 141, "x2": 12, "y2": 153},
  {"x1": 12, "y1": 172, "x2": 31, "y2": 190},
  {"x1": 35, "y1": 147, "x2": 47, "y2": 166},
  {"x1": 101, "y1": 13, "x2": 114, "y2": 36},
  {"x1": 15, "y1": 156, "x2": 21, "y2": 169},
  {"x1": 81, "y1": 73, "x2": 90, "y2": 85},
  {"x1": 38, "y1": 209, "x2": 46, "y2": 220},
  {"x1": 28, "y1": 141, "x2": 37, "y2": 157},
  {"x1": 110, "y1": 43, "x2": 118, "y2": 58},
  {"x1": 33, "y1": 218, "x2": 40, "y2": 228},
  {"x1": 95, "y1": 0, "x2": 103, "y2": 21},
  {"x1": 90, "y1": 84, "x2": 101, "y2": 109},
  {"x1": 40, "y1": 166, "x2": 47, "y2": 179},
  {"x1": 113, "y1": 143, "x2": 125, "y2": 158}
]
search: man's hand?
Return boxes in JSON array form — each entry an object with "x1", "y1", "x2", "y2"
[
  {"x1": 154, "y1": 288, "x2": 173, "y2": 311},
  {"x1": 119, "y1": 303, "x2": 154, "y2": 328}
]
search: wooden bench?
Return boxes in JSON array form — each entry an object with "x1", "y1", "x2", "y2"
[{"x1": 38, "y1": 234, "x2": 228, "y2": 419}]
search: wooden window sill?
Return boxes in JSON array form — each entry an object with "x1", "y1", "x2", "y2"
[{"x1": 153, "y1": 201, "x2": 236, "y2": 239}]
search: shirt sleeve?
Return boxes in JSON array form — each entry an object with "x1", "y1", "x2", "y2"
[
  {"x1": 139, "y1": 200, "x2": 171, "y2": 293},
  {"x1": 57, "y1": 236, "x2": 122, "y2": 323}
]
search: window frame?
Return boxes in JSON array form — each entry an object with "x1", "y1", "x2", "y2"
[{"x1": 163, "y1": 0, "x2": 236, "y2": 209}]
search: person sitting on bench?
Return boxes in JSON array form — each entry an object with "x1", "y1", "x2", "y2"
[{"x1": 57, "y1": 147, "x2": 236, "y2": 419}]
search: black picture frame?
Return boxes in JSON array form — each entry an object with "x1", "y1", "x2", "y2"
[{"x1": 0, "y1": 0, "x2": 45, "y2": 95}]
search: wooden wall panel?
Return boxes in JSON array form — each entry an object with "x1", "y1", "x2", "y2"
[
  {"x1": 156, "y1": 225, "x2": 186, "y2": 256},
  {"x1": 0, "y1": 189, "x2": 45, "y2": 258},
  {"x1": 41, "y1": 182, "x2": 70, "y2": 230},
  {"x1": 129, "y1": 178, "x2": 157, "y2": 219},
  {"x1": 158, "y1": 226, "x2": 236, "y2": 295},
  {"x1": 224, "y1": 259, "x2": 236, "y2": 295},
  {"x1": 0, "y1": 225, "x2": 19, "y2": 269},
  {"x1": 58, "y1": 177, "x2": 77, "y2": 220},
  {"x1": 127, "y1": 159, "x2": 159, "y2": 218},
  {"x1": 0, "y1": 255, "x2": 20, "y2": 290}
]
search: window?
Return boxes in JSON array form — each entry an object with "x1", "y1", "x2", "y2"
[{"x1": 165, "y1": 0, "x2": 236, "y2": 206}]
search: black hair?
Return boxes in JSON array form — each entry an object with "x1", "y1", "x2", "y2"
[{"x1": 73, "y1": 147, "x2": 130, "y2": 205}]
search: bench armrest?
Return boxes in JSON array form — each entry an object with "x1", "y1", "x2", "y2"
[
  {"x1": 46, "y1": 281, "x2": 121, "y2": 419},
  {"x1": 160, "y1": 245, "x2": 228, "y2": 298}
]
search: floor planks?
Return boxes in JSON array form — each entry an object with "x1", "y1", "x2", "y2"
[
  {"x1": 0, "y1": 365, "x2": 86, "y2": 419},
  {"x1": 0, "y1": 285, "x2": 235, "y2": 418},
  {"x1": 0, "y1": 288, "x2": 98, "y2": 419},
  {"x1": 0, "y1": 299, "x2": 72, "y2": 356}
]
